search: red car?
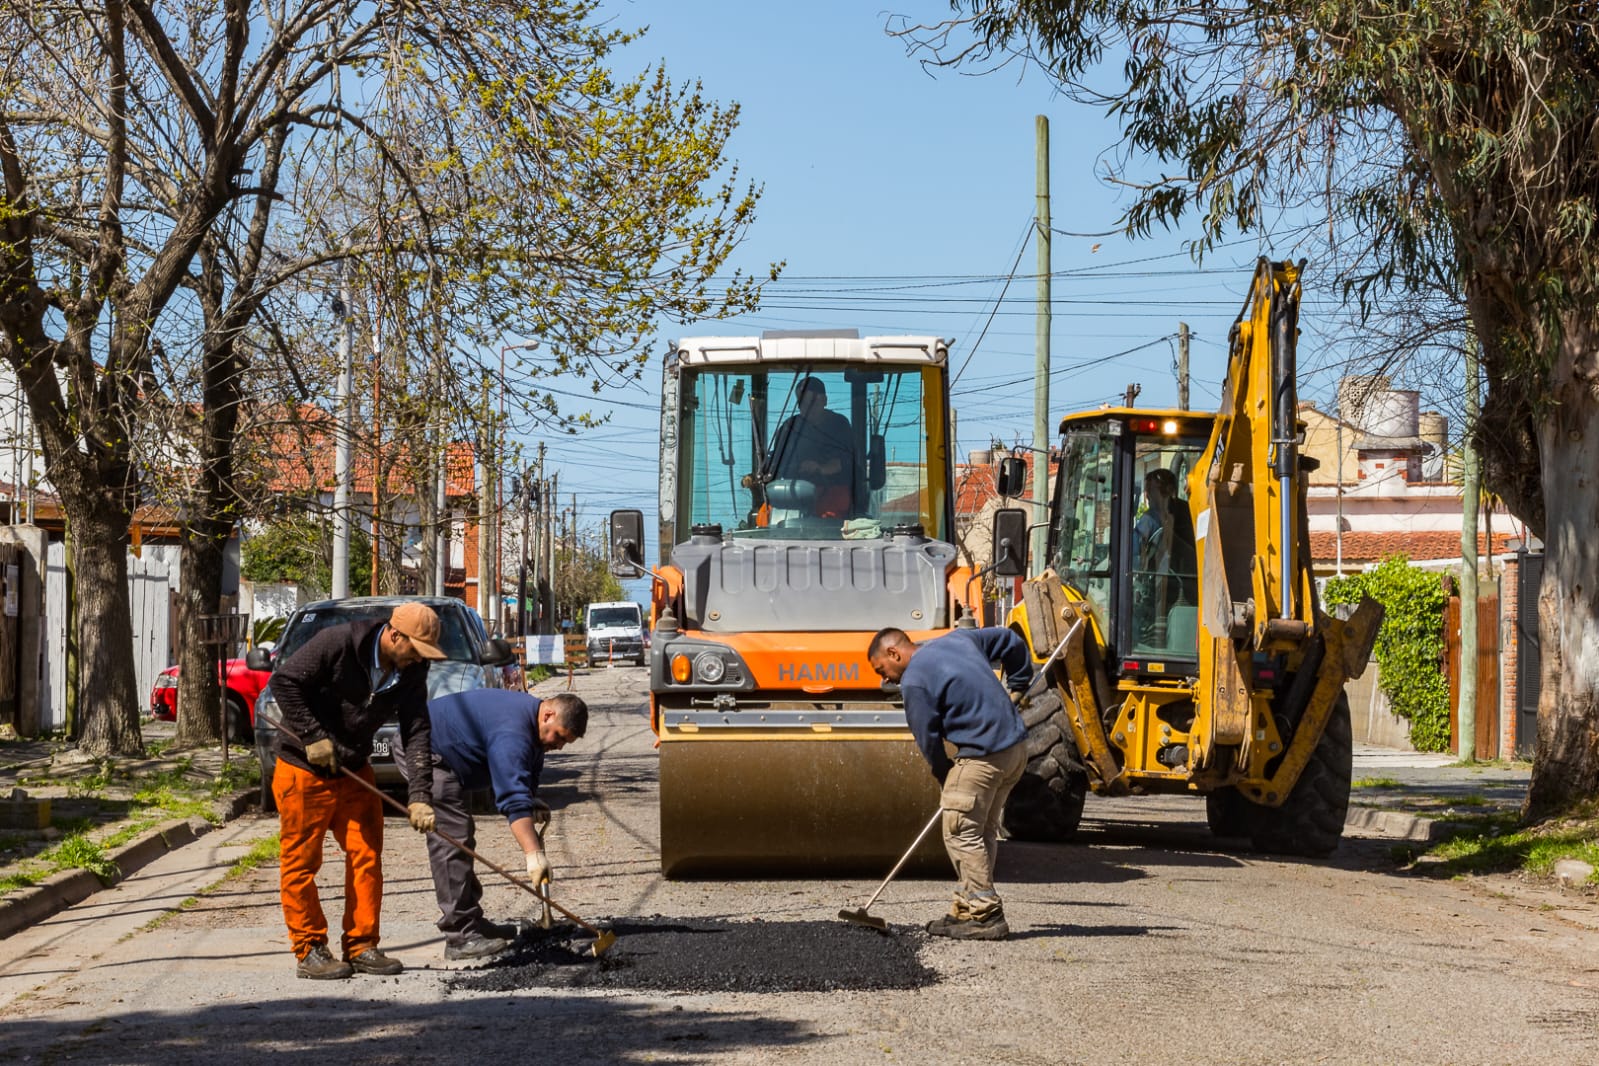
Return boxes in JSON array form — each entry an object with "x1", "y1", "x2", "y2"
[{"x1": 149, "y1": 658, "x2": 273, "y2": 741}]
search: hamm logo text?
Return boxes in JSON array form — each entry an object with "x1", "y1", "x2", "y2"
[{"x1": 776, "y1": 662, "x2": 859, "y2": 682}]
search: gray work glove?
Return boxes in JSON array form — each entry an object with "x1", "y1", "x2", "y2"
[
  {"x1": 526, "y1": 850, "x2": 552, "y2": 891},
  {"x1": 408, "y1": 802, "x2": 436, "y2": 833},
  {"x1": 530, "y1": 797, "x2": 551, "y2": 830},
  {"x1": 305, "y1": 738, "x2": 339, "y2": 774}
]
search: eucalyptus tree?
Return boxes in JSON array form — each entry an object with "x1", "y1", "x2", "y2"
[
  {"x1": 0, "y1": 1, "x2": 766, "y2": 755},
  {"x1": 910, "y1": 2, "x2": 1599, "y2": 815}
]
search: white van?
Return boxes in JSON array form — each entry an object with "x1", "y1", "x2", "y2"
[{"x1": 585, "y1": 601, "x2": 646, "y2": 666}]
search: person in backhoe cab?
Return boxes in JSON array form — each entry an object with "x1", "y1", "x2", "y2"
[
  {"x1": 396, "y1": 689, "x2": 589, "y2": 962},
  {"x1": 867, "y1": 625, "x2": 1033, "y2": 941},
  {"x1": 269, "y1": 602, "x2": 446, "y2": 980},
  {"x1": 766, "y1": 376, "x2": 856, "y2": 517}
]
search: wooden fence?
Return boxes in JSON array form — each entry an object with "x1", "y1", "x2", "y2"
[{"x1": 1446, "y1": 590, "x2": 1500, "y2": 760}]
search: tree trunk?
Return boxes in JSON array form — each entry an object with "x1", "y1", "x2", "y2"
[
  {"x1": 1524, "y1": 327, "x2": 1599, "y2": 818},
  {"x1": 173, "y1": 519, "x2": 228, "y2": 749},
  {"x1": 70, "y1": 496, "x2": 143, "y2": 757}
]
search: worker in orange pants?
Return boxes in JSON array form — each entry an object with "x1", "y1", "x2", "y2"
[
  {"x1": 267, "y1": 603, "x2": 446, "y2": 979},
  {"x1": 274, "y1": 760, "x2": 387, "y2": 964}
]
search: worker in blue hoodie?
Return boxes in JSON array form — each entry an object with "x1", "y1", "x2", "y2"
[
  {"x1": 868, "y1": 625, "x2": 1032, "y2": 940},
  {"x1": 396, "y1": 689, "x2": 587, "y2": 961}
]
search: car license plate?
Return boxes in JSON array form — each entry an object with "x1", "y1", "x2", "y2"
[{"x1": 371, "y1": 738, "x2": 391, "y2": 758}]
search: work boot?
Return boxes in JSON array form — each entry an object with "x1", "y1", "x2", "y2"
[
  {"x1": 348, "y1": 948, "x2": 404, "y2": 975},
  {"x1": 926, "y1": 908, "x2": 1009, "y2": 941},
  {"x1": 444, "y1": 934, "x2": 511, "y2": 961},
  {"x1": 482, "y1": 918, "x2": 525, "y2": 941},
  {"x1": 296, "y1": 944, "x2": 353, "y2": 980}
]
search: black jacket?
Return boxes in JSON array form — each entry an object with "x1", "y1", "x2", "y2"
[{"x1": 270, "y1": 618, "x2": 433, "y2": 805}]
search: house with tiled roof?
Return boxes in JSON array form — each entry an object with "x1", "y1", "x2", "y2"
[{"x1": 251, "y1": 408, "x2": 495, "y2": 609}]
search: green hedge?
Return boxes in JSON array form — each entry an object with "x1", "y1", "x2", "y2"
[{"x1": 1324, "y1": 556, "x2": 1452, "y2": 752}]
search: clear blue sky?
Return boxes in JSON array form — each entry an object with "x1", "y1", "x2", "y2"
[{"x1": 528, "y1": 1, "x2": 1326, "y2": 594}]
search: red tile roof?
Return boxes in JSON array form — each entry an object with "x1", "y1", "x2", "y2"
[
  {"x1": 252, "y1": 409, "x2": 477, "y2": 498},
  {"x1": 1310, "y1": 530, "x2": 1516, "y2": 564}
]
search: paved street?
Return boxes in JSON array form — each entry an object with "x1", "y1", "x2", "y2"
[{"x1": 2, "y1": 665, "x2": 1597, "y2": 1065}]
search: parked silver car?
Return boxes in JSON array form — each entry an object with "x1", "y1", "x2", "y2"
[{"x1": 249, "y1": 596, "x2": 516, "y2": 812}]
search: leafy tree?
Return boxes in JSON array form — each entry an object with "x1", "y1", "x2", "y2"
[
  {"x1": 1325, "y1": 559, "x2": 1452, "y2": 752},
  {"x1": 242, "y1": 515, "x2": 372, "y2": 603},
  {"x1": 912, "y1": 1, "x2": 1599, "y2": 817}
]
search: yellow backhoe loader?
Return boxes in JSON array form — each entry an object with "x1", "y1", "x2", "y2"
[{"x1": 998, "y1": 259, "x2": 1383, "y2": 856}]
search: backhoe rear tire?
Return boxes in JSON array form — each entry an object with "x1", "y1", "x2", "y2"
[
  {"x1": 1246, "y1": 691, "x2": 1353, "y2": 858},
  {"x1": 1002, "y1": 689, "x2": 1089, "y2": 842}
]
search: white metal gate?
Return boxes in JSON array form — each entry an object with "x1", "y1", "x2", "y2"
[{"x1": 42, "y1": 544, "x2": 172, "y2": 733}]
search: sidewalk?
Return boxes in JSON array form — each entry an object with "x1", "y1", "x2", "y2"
[
  {"x1": 1345, "y1": 743, "x2": 1529, "y2": 842},
  {"x1": 1, "y1": 720, "x2": 258, "y2": 939}
]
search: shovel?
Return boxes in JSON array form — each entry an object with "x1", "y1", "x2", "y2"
[
  {"x1": 263, "y1": 715, "x2": 617, "y2": 957},
  {"x1": 838, "y1": 807, "x2": 943, "y2": 932}
]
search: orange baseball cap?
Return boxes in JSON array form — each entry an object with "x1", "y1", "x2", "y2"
[{"x1": 389, "y1": 602, "x2": 447, "y2": 660}]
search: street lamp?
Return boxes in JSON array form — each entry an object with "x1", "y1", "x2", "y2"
[{"x1": 490, "y1": 339, "x2": 540, "y2": 634}]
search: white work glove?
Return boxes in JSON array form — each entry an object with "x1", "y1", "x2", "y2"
[
  {"x1": 408, "y1": 802, "x2": 436, "y2": 833},
  {"x1": 526, "y1": 850, "x2": 552, "y2": 891}
]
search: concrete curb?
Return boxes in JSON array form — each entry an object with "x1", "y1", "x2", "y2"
[
  {"x1": 0, "y1": 787, "x2": 258, "y2": 941},
  {"x1": 1345, "y1": 805, "x2": 1439, "y2": 843}
]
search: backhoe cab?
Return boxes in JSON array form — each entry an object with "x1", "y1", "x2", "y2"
[{"x1": 1004, "y1": 259, "x2": 1383, "y2": 856}]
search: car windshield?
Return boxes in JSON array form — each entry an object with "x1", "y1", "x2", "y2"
[
  {"x1": 589, "y1": 607, "x2": 639, "y2": 629},
  {"x1": 277, "y1": 604, "x2": 477, "y2": 662}
]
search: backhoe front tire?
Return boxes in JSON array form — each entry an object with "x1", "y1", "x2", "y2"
[
  {"x1": 1002, "y1": 689, "x2": 1089, "y2": 842},
  {"x1": 1205, "y1": 787, "x2": 1251, "y2": 839},
  {"x1": 1246, "y1": 691, "x2": 1353, "y2": 858}
]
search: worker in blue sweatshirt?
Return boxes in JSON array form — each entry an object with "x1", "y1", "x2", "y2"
[
  {"x1": 396, "y1": 689, "x2": 587, "y2": 961},
  {"x1": 868, "y1": 625, "x2": 1032, "y2": 940}
]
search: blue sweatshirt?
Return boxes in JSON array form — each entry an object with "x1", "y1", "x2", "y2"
[
  {"x1": 899, "y1": 627, "x2": 1032, "y2": 782},
  {"x1": 426, "y1": 689, "x2": 546, "y2": 824}
]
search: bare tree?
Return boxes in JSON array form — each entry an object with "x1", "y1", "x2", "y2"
[{"x1": 1, "y1": 1, "x2": 768, "y2": 754}]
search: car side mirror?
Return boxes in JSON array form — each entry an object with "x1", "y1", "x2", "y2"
[
  {"x1": 996, "y1": 456, "x2": 1027, "y2": 499},
  {"x1": 245, "y1": 646, "x2": 274, "y2": 671},
  {"x1": 990, "y1": 507, "x2": 1028, "y2": 578},
  {"x1": 481, "y1": 637, "x2": 515, "y2": 667},
  {"x1": 609, "y1": 508, "x2": 646, "y2": 578}
]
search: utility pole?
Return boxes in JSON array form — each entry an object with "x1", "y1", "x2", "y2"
[
  {"x1": 477, "y1": 371, "x2": 494, "y2": 626},
  {"x1": 546, "y1": 471, "x2": 559, "y2": 632},
  {"x1": 1032, "y1": 114, "x2": 1051, "y2": 571},
  {"x1": 1459, "y1": 339, "x2": 1481, "y2": 762},
  {"x1": 331, "y1": 264, "x2": 354, "y2": 599},
  {"x1": 1123, "y1": 382, "x2": 1142, "y2": 407},
  {"x1": 1177, "y1": 322, "x2": 1190, "y2": 410},
  {"x1": 532, "y1": 443, "x2": 545, "y2": 633}
]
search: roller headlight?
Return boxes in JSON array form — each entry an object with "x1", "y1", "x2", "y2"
[{"x1": 693, "y1": 653, "x2": 727, "y2": 684}]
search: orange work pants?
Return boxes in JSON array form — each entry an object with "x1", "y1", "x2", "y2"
[{"x1": 273, "y1": 760, "x2": 385, "y2": 960}]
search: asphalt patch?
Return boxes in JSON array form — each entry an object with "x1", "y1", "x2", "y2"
[{"x1": 446, "y1": 917, "x2": 939, "y2": 994}]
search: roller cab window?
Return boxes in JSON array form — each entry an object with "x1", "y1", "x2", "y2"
[{"x1": 676, "y1": 364, "x2": 948, "y2": 542}]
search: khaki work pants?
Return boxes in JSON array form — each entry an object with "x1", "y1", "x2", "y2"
[
  {"x1": 939, "y1": 740, "x2": 1027, "y2": 920},
  {"x1": 274, "y1": 760, "x2": 385, "y2": 960}
]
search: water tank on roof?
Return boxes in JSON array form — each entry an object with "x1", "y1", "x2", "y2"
[
  {"x1": 1361, "y1": 389, "x2": 1420, "y2": 441},
  {"x1": 1420, "y1": 412, "x2": 1448, "y2": 479}
]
